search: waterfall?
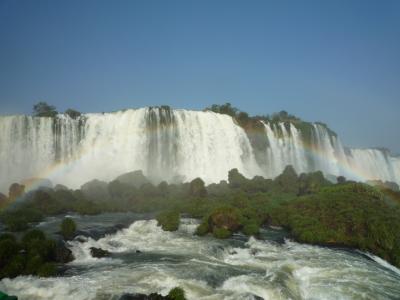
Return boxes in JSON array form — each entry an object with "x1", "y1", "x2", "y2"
[
  {"x1": 0, "y1": 108, "x2": 399, "y2": 192},
  {"x1": 0, "y1": 108, "x2": 261, "y2": 192}
]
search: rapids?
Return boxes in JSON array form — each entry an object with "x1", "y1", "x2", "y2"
[{"x1": 1, "y1": 215, "x2": 399, "y2": 300}]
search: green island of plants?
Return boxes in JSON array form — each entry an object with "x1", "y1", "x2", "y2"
[{"x1": 1, "y1": 165, "x2": 400, "y2": 272}]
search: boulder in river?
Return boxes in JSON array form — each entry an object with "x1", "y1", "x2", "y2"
[
  {"x1": 119, "y1": 293, "x2": 166, "y2": 300},
  {"x1": 90, "y1": 247, "x2": 111, "y2": 258},
  {"x1": 55, "y1": 241, "x2": 74, "y2": 263}
]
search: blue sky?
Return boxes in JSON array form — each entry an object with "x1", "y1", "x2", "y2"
[{"x1": 0, "y1": 0, "x2": 399, "y2": 152}]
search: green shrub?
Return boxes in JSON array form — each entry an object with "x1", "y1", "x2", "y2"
[
  {"x1": 0, "y1": 233, "x2": 16, "y2": 242},
  {"x1": 0, "y1": 239, "x2": 19, "y2": 268},
  {"x1": 213, "y1": 227, "x2": 231, "y2": 239},
  {"x1": 37, "y1": 262, "x2": 57, "y2": 277},
  {"x1": 156, "y1": 211, "x2": 180, "y2": 231},
  {"x1": 22, "y1": 229, "x2": 46, "y2": 245},
  {"x1": 242, "y1": 221, "x2": 259, "y2": 236},
  {"x1": 61, "y1": 218, "x2": 77, "y2": 240},
  {"x1": 0, "y1": 255, "x2": 25, "y2": 278},
  {"x1": 277, "y1": 183, "x2": 400, "y2": 267},
  {"x1": 0, "y1": 208, "x2": 44, "y2": 232},
  {"x1": 25, "y1": 255, "x2": 44, "y2": 275},
  {"x1": 168, "y1": 287, "x2": 186, "y2": 300},
  {"x1": 195, "y1": 222, "x2": 209, "y2": 236}
]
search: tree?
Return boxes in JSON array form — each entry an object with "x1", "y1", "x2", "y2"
[
  {"x1": 0, "y1": 193, "x2": 8, "y2": 209},
  {"x1": 65, "y1": 109, "x2": 81, "y2": 119},
  {"x1": 60, "y1": 218, "x2": 76, "y2": 240},
  {"x1": 33, "y1": 102, "x2": 58, "y2": 118},
  {"x1": 189, "y1": 178, "x2": 207, "y2": 197},
  {"x1": 205, "y1": 103, "x2": 238, "y2": 117},
  {"x1": 228, "y1": 168, "x2": 247, "y2": 189},
  {"x1": 274, "y1": 165, "x2": 299, "y2": 194},
  {"x1": 337, "y1": 176, "x2": 347, "y2": 184},
  {"x1": 8, "y1": 183, "x2": 25, "y2": 201}
]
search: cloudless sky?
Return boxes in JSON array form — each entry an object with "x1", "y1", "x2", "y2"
[{"x1": 0, "y1": 0, "x2": 399, "y2": 152}]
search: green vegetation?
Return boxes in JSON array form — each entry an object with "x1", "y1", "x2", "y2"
[
  {"x1": 156, "y1": 211, "x2": 180, "y2": 231},
  {"x1": 189, "y1": 178, "x2": 207, "y2": 197},
  {"x1": 60, "y1": 218, "x2": 77, "y2": 240},
  {"x1": 0, "y1": 230, "x2": 64, "y2": 279},
  {"x1": 204, "y1": 103, "x2": 337, "y2": 149},
  {"x1": 167, "y1": 287, "x2": 186, "y2": 300},
  {"x1": 213, "y1": 227, "x2": 231, "y2": 239},
  {"x1": 8, "y1": 183, "x2": 25, "y2": 201},
  {"x1": 65, "y1": 108, "x2": 81, "y2": 119},
  {"x1": 0, "y1": 208, "x2": 44, "y2": 231},
  {"x1": 275, "y1": 183, "x2": 400, "y2": 267},
  {"x1": 1, "y1": 165, "x2": 400, "y2": 269},
  {"x1": 32, "y1": 102, "x2": 82, "y2": 120},
  {"x1": 33, "y1": 102, "x2": 58, "y2": 118}
]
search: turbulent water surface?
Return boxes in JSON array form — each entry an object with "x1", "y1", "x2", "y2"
[
  {"x1": 1, "y1": 108, "x2": 399, "y2": 192},
  {"x1": 1, "y1": 214, "x2": 400, "y2": 300}
]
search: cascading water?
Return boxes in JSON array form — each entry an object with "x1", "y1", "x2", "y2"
[
  {"x1": 1, "y1": 215, "x2": 400, "y2": 300},
  {"x1": 0, "y1": 107, "x2": 399, "y2": 192}
]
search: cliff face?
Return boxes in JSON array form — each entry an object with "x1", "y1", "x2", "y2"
[{"x1": 0, "y1": 107, "x2": 399, "y2": 192}]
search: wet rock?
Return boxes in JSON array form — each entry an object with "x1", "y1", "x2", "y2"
[
  {"x1": 55, "y1": 241, "x2": 74, "y2": 263},
  {"x1": 250, "y1": 248, "x2": 260, "y2": 255},
  {"x1": 74, "y1": 223, "x2": 127, "y2": 241},
  {"x1": 75, "y1": 236, "x2": 88, "y2": 243},
  {"x1": 119, "y1": 293, "x2": 167, "y2": 300},
  {"x1": 90, "y1": 247, "x2": 111, "y2": 258}
]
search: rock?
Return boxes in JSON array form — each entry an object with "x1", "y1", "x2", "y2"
[
  {"x1": 135, "y1": 250, "x2": 142, "y2": 253},
  {"x1": 75, "y1": 236, "x2": 88, "y2": 243},
  {"x1": 74, "y1": 223, "x2": 127, "y2": 241},
  {"x1": 250, "y1": 248, "x2": 259, "y2": 255},
  {"x1": 55, "y1": 241, "x2": 74, "y2": 263},
  {"x1": 119, "y1": 293, "x2": 167, "y2": 300},
  {"x1": 90, "y1": 247, "x2": 111, "y2": 258}
]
